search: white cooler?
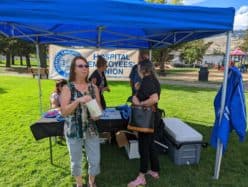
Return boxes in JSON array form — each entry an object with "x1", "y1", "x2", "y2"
[{"x1": 163, "y1": 118, "x2": 203, "y2": 165}]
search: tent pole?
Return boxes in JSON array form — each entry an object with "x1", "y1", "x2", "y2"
[
  {"x1": 213, "y1": 31, "x2": 232, "y2": 180},
  {"x1": 35, "y1": 43, "x2": 43, "y2": 116},
  {"x1": 149, "y1": 49, "x2": 152, "y2": 61}
]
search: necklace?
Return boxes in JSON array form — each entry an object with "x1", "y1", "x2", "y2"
[{"x1": 74, "y1": 83, "x2": 88, "y2": 93}]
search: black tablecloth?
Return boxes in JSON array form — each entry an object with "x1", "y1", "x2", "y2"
[
  {"x1": 30, "y1": 117, "x2": 128, "y2": 141},
  {"x1": 96, "y1": 119, "x2": 127, "y2": 133},
  {"x1": 30, "y1": 118, "x2": 64, "y2": 140}
]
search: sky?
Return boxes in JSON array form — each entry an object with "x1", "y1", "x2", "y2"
[{"x1": 182, "y1": 0, "x2": 248, "y2": 30}]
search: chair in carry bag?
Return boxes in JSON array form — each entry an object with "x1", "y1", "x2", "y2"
[{"x1": 153, "y1": 108, "x2": 168, "y2": 154}]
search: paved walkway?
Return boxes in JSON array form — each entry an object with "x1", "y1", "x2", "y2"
[
  {"x1": 159, "y1": 69, "x2": 248, "y2": 90},
  {"x1": 0, "y1": 67, "x2": 30, "y2": 77},
  {"x1": 1, "y1": 67, "x2": 248, "y2": 90}
]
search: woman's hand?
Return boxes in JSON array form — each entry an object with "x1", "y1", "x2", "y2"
[
  {"x1": 77, "y1": 95, "x2": 92, "y2": 104},
  {"x1": 102, "y1": 87, "x2": 110, "y2": 92},
  {"x1": 91, "y1": 116, "x2": 100, "y2": 121},
  {"x1": 134, "y1": 82, "x2": 140, "y2": 90},
  {"x1": 132, "y1": 96, "x2": 141, "y2": 106},
  {"x1": 105, "y1": 86, "x2": 110, "y2": 92}
]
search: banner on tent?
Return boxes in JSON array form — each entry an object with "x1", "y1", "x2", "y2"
[{"x1": 49, "y1": 45, "x2": 139, "y2": 80}]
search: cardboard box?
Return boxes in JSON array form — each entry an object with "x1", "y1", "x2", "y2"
[
  {"x1": 125, "y1": 140, "x2": 140, "y2": 159},
  {"x1": 99, "y1": 132, "x2": 111, "y2": 144},
  {"x1": 115, "y1": 131, "x2": 140, "y2": 159},
  {"x1": 115, "y1": 131, "x2": 128, "y2": 147}
]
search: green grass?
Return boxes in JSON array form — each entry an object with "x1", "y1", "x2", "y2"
[
  {"x1": 162, "y1": 68, "x2": 198, "y2": 75},
  {"x1": 0, "y1": 60, "x2": 41, "y2": 67},
  {"x1": 0, "y1": 75, "x2": 248, "y2": 187}
]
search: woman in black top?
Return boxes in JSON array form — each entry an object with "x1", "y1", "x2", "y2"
[
  {"x1": 89, "y1": 55, "x2": 110, "y2": 109},
  {"x1": 128, "y1": 60, "x2": 161, "y2": 187}
]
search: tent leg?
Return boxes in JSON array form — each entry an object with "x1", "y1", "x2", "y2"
[
  {"x1": 213, "y1": 139, "x2": 223, "y2": 179},
  {"x1": 35, "y1": 43, "x2": 43, "y2": 115},
  {"x1": 213, "y1": 31, "x2": 232, "y2": 180},
  {"x1": 149, "y1": 49, "x2": 152, "y2": 61}
]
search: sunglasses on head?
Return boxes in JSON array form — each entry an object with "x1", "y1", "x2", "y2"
[{"x1": 76, "y1": 64, "x2": 89, "y2": 68}]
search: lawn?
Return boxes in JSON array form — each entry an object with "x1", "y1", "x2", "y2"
[
  {"x1": 0, "y1": 75, "x2": 248, "y2": 187},
  {"x1": 161, "y1": 68, "x2": 198, "y2": 75},
  {"x1": 0, "y1": 57, "x2": 40, "y2": 68}
]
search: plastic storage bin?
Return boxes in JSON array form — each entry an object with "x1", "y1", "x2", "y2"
[{"x1": 163, "y1": 118, "x2": 203, "y2": 165}]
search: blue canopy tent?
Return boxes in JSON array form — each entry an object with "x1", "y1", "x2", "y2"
[
  {"x1": 0, "y1": 0, "x2": 235, "y2": 180},
  {"x1": 0, "y1": 0, "x2": 234, "y2": 48}
]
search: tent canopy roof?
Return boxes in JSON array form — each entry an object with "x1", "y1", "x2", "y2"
[
  {"x1": 230, "y1": 48, "x2": 247, "y2": 56},
  {"x1": 0, "y1": 0, "x2": 235, "y2": 49}
]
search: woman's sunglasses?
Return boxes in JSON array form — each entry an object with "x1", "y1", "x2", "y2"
[{"x1": 76, "y1": 64, "x2": 89, "y2": 68}]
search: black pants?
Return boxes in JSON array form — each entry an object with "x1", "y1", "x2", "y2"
[
  {"x1": 138, "y1": 132, "x2": 160, "y2": 173},
  {"x1": 100, "y1": 94, "x2": 106, "y2": 110}
]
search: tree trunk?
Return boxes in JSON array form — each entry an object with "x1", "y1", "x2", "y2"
[
  {"x1": 158, "y1": 51, "x2": 167, "y2": 76},
  {"x1": 11, "y1": 55, "x2": 15, "y2": 65},
  {"x1": 159, "y1": 51, "x2": 165, "y2": 73},
  {"x1": 38, "y1": 45, "x2": 47, "y2": 68},
  {"x1": 20, "y1": 56, "x2": 23, "y2": 66},
  {"x1": 6, "y1": 52, "x2": 11, "y2": 67},
  {"x1": 26, "y1": 55, "x2": 31, "y2": 68}
]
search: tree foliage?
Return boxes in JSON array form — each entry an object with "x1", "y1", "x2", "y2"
[
  {"x1": 146, "y1": 0, "x2": 183, "y2": 73},
  {"x1": 179, "y1": 40, "x2": 213, "y2": 64},
  {"x1": 0, "y1": 36, "x2": 18, "y2": 67},
  {"x1": 0, "y1": 34, "x2": 47, "y2": 68}
]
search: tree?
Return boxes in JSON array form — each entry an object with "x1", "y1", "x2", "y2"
[
  {"x1": 19, "y1": 42, "x2": 47, "y2": 68},
  {"x1": 0, "y1": 35, "x2": 37, "y2": 67},
  {"x1": 17, "y1": 40, "x2": 37, "y2": 67},
  {"x1": 152, "y1": 46, "x2": 179, "y2": 73},
  {"x1": 14, "y1": 40, "x2": 25, "y2": 66},
  {"x1": 241, "y1": 30, "x2": 248, "y2": 52},
  {"x1": 38, "y1": 44, "x2": 48, "y2": 68},
  {"x1": 0, "y1": 35, "x2": 47, "y2": 68},
  {"x1": 180, "y1": 40, "x2": 213, "y2": 65},
  {"x1": 0, "y1": 36, "x2": 18, "y2": 67},
  {"x1": 146, "y1": 0, "x2": 183, "y2": 73}
]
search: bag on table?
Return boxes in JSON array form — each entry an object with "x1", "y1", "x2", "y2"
[{"x1": 127, "y1": 105, "x2": 154, "y2": 133}]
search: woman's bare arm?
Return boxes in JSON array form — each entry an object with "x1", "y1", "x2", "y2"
[
  {"x1": 60, "y1": 85, "x2": 80, "y2": 116},
  {"x1": 139, "y1": 93, "x2": 159, "y2": 107},
  {"x1": 93, "y1": 84, "x2": 103, "y2": 111},
  {"x1": 50, "y1": 95, "x2": 59, "y2": 109}
]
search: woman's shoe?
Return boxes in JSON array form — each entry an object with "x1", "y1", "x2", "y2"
[
  {"x1": 146, "y1": 170, "x2": 159, "y2": 179},
  {"x1": 127, "y1": 176, "x2": 146, "y2": 187}
]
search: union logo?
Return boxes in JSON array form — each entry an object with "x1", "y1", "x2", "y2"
[{"x1": 54, "y1": 50, "x2": 81, "y2": 77}]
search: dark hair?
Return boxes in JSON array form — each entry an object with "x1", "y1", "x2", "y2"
[
  {"x1": 69, "y1": 56, "x2": 89, "y2": 82},
  {"x1": 96, "y1": 55, "x2": 107, "y2": 68},
  {"x1": 139, "y1": 59, "x2": 157, "y2": 78},
  {"x1": 55, "y1": 79, "x2": 67, "y2": 94},
  {"x1": 139, "y1": 51, "x2": 149, "y2": 62}
]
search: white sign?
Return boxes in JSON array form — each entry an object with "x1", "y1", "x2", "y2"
[{"x1": 49, "y1": 45, "x2": 139, "y2": 80}]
